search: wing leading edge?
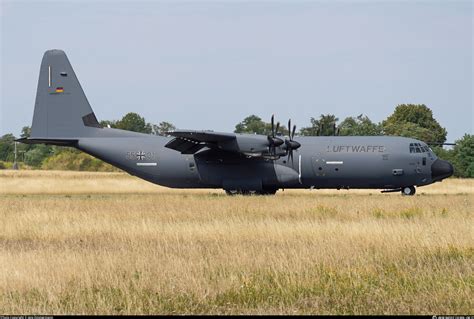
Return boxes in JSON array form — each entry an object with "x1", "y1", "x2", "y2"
[{"x1": 165, "y1": 130, "x2": 236, "y2": 154}]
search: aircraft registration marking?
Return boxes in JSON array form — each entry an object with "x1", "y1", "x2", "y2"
[{"x1": 126, "y1": 151, "x2": 158, "y2": 161}]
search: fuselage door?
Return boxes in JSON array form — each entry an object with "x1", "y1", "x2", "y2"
[
  {"x1": 311, "y1": 155, "x2": 327, "y2": 177},
  {"x1": 311, "y1": 155, "x2": 332, "y2": 187}
]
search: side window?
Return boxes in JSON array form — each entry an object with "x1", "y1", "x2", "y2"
[{"x1": 422, "y1": 157, "x2": 426, "y2": 166}]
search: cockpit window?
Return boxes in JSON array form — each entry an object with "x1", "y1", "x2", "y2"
[{"x1": 410, "y1": 142, "x2": 428, "y2": 153}]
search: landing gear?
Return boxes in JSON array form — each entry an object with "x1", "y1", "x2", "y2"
[
  {"x1": 224, "y1": 189, "x2": 278, "y2": 196},
  {"x1": 401, "y1": 186, "x2": 416, "y2": 196},
  {"x1": 260, "y1": 189, "x2": 278, "y2": 195}
]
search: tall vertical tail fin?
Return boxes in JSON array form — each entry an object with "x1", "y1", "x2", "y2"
[{"x1": 30, "y1": 50, "x2": 100, "y2": 139}]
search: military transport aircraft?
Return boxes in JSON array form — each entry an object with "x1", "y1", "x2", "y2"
[{"x1": 18, "y1": 50, "x2": 454, "y2": 195}]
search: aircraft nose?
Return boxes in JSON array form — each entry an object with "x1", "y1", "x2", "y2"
[{"x1": 431, "y1": 159, "x2": 454, "y2": 181}]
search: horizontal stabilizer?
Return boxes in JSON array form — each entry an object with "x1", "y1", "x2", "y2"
[{"x1": 16, "y1": 137, "x2": 77, "y2": 146}]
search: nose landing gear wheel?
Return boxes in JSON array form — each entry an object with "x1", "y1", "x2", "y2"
[{"x1": 401, "y1": 186, "x2": 416, "y2": 196}]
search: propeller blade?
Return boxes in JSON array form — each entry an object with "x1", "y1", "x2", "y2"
[
  {"x1": 268, "y1": 135, "x2": 274, "y2": 149},
  {"x1": 267, "y1": 116, "x2": 285, "y2": 156},
  {"x1": 288, "y1": 119, "x2": 291, "y2": 140},
  {"x1": 271, "y1": 114, "x2": 275, "y2": 137},
  {"x1": 292, "y1": 125, "x2": 296, "y2": 140},
  {"x1": 427, "y1": 142, "x2": 456, "y2": 146}
]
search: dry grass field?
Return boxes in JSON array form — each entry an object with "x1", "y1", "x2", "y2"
[{"x1": 0, "y1": 170, "x2": 472, "y2": 314}]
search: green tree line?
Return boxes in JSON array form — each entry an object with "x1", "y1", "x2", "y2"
[
  {"x1": 0, "y1": 113, "x2": 176, "y2": 171},
  {"x1": 1, "y1": 104, "x2": 472, "y2": 177}
]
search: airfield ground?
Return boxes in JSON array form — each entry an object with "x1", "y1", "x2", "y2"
[{"x1": 0, "y1": 170, "x2": 472, "y2": 314}]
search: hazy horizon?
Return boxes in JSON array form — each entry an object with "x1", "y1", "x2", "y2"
[{"x1": 1, "y1": 1, "x2": 472, "y2": 142}]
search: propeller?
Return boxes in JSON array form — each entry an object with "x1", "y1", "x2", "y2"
[
  {"x1": 427, "y1": 142, "x2": 456, "y2": 146},
  {"x1": 285, "y1": 119, "x2": 301, "y2": 163},
  {"x1": 267, "y1": 114, "x2": 283, "y2": 156}
]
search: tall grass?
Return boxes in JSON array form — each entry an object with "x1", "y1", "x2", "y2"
[{"x1": 0, "y1": 171, "x2": 472, "y2": 314}]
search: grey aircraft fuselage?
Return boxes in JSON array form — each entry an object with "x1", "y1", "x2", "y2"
[
  {"x1": 75, "y1": 128, "x2": 446, "y2": 191},
  {"x1": 19, "y1": 49, "x2": 454, "y2": 195}
]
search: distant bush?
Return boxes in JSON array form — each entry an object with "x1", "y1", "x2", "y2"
[
  {"x1": 434, "y1": 134, "x2": 474, "y2": 178},
  {"x1": 0, "y1": 161, "x2": 33, "y2": 170},
  {"x1": 24, "y1": 144, "x2": 52, "y2": 167},
  {"x1": 41, "y1": 150, "x2": 119, "y2": 172}
]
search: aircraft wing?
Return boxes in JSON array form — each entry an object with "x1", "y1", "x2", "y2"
[
  {"x1": 168, "y1": 130, "x2": 235, "y2": 142},
  {"x1": 164, "y1": 129, "x2": 295, "y2": 159},
  {"x1": 165, "y1": 130, "x2": 236, "y2": 154}
]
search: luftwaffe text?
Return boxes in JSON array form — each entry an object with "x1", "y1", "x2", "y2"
[{"x1": 328, "y1": 145, "x2": 386, "y2": 153}]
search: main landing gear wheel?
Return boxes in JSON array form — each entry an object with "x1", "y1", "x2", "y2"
[
  {"x1": 401, "y1": 186, "x2": 416, "y2": 196},
  {"x1": 260, "y1": 189, "x2": 277, "y2": 195},
  {"x1": 225, "y1": 189, "x2": 277, "y2": 196},
  {"x1": 225, "y1": 190, "x2": 239, "y2": 196}
]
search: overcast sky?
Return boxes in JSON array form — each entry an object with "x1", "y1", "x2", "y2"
[{"x1": 1, "y1": 0, "x2": 472, "y2": 142}]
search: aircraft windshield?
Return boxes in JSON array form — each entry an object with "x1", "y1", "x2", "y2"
[{"x1": 409, "y1": 142, "x2": 429, "y2": 153}]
